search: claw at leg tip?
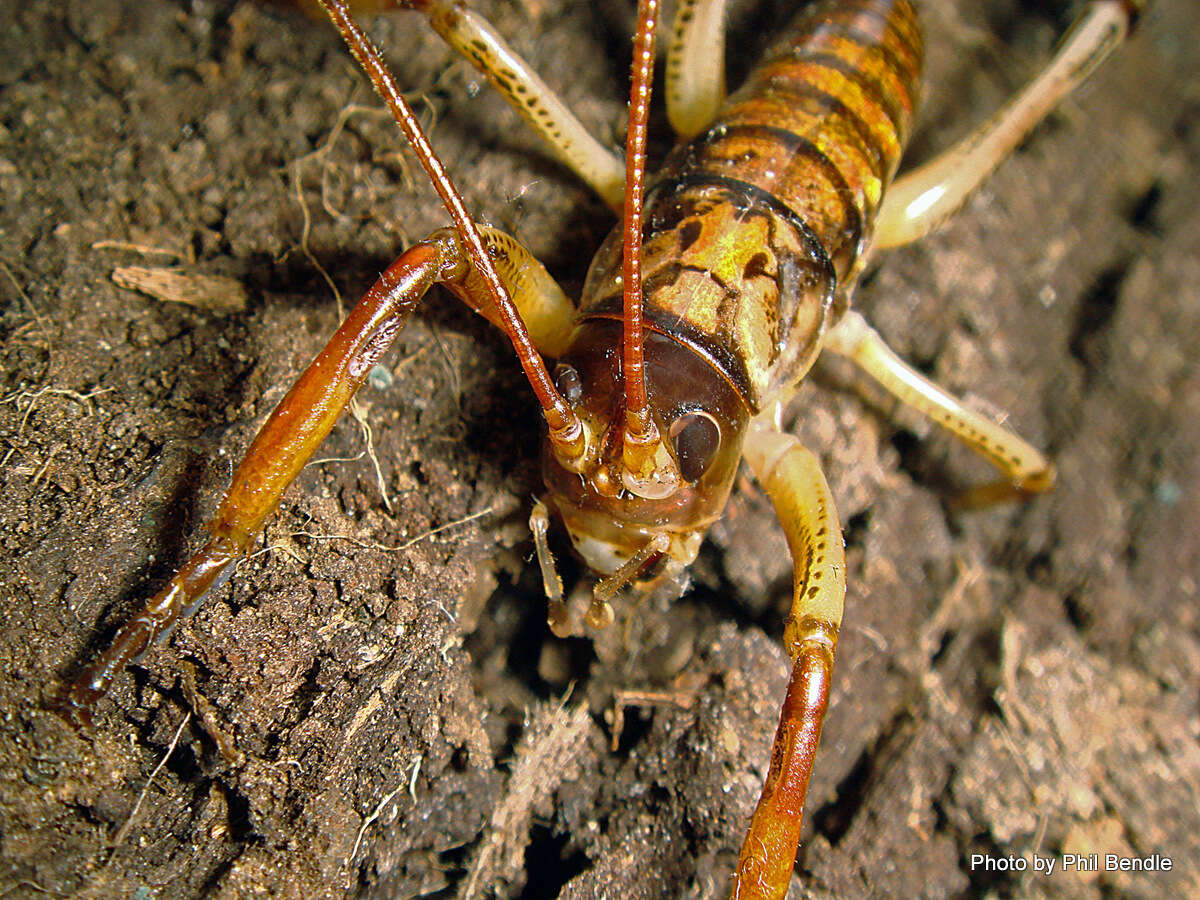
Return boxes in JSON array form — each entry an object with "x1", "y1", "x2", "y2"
[{"x1": 585, "y1": 596, "x2": 615, "y2": 630}]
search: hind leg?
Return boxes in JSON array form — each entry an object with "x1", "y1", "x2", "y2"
[{"x1": 875, "y1": 0, "x2": 1139, "y2": 248}]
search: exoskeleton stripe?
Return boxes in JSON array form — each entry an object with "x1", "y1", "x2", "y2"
[
  {"x1": 768, "y1": 3, "x2": 920, "y2": 87},
  {"x1": 689, "y1": 122, "x2": 865, "y2": 277},
  {"x1": 647, "y1": 173, "x2": 837, "y2": 293},
  {"x1": 831, "y1": 0, "x2": 922, "y2": 59},
  {"x1": 781, "y1": 52, "x2": 908, "y2": 141},
  {"x1": 748, "y1": 54, "x2": 907, "y2": 157},
  {"x1": 804, "y1": 24, "x2": 919, "y2": 101},
  {"x1": 747, "y1": 76, "x2": 893, "y2": 179},
  {"x1": 582, "y1": 0, "x2": 921, "y2": 411},
  {"x1": 668, "y1": 0, "x2": 920, "y2": 283}
]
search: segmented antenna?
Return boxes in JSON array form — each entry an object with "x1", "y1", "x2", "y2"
[
  {"x1": 318, "y1": 0, "x2": 586, "y2": 460},
  {"x1": 620, "y1": 0, "x2": 661, "y2": 476}
]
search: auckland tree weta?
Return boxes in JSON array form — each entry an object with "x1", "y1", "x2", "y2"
[{"x1": 25, "y1": 0, "x2": 1152, "y2": 897}]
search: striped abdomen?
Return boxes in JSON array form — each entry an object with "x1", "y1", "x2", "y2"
[
  {"x1": 578, "y1": 0, "x2": 923, "y2": 411},
  {"x1": 668, "y1": 0, "x2": 923, "y2": 281}
]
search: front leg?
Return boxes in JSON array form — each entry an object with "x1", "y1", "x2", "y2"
[
  {"x1": 59, "y1": 239, "x2": 451, "y2": 725},
  {"x1": 732, "y1": 416, "x2": 847, "y2": 900},
  {"x1": 61, "y1": 224, "x2": 575, "y2": 726}
]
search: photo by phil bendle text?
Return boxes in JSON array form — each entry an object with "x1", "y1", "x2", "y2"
[
  {"x1": 970, "y1": 853, "x2": 1175, "y2": 876},
  {"x1": 58, "y1": 1, "x2": 1147, "y2": 897}
]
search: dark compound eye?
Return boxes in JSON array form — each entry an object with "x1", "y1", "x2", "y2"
[
  {"x1": 553, "y1": 364, "x2": 583, "y2": 404},
  {"x1": 669, "y1": 411, "x2": 721, "y2": 482}
]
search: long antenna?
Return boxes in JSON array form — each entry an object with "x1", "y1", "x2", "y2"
[
  {"x1": 620, "y1": 0, "x2": 660, "y2": 476},
  {"x1": 317, "y1": 0, "x2": 586, "y2": 459}
]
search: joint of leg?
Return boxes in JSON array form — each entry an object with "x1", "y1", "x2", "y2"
[
  {"x1": 789, "y1": 615, "x2": 839, "y2": 661},
  {"x1": 1019, "y1": 462, "x2": 1057, "y2": 495},
  {"x1": 821, "y1": 309, "x2": 870, "y2": 357},
  {"x1": 428, "y1": 228, "x2": 471, "y2": 283}
]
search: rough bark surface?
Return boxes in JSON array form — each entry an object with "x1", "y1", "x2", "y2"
[{"x1": 1, "y1": 1, "x2": 1196, "y2": 898}]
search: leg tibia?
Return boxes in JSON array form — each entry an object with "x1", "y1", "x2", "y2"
[
  {"x1": 825, "y1": 311, "x2": 1055, "y2": 500},
  {"x1": 874, "y1": 0, "x2": 1133, "y2": 248},
  {"x1": 666, "y1": 0, "x2": 728, "y2": 139},
  {"x1": 732, "y1": 642, "x2": 833, "y2": 900},
  {"x1": 732, "y1": 419, "x2": 846, "y2": 898},
  {"x1": 416, "y1": 0, "x2": 625, "y2": 209},
  {"x1": 60, "y1": 545, "x2": 236, "y2": 727},
  {"x1": 214, "y1": 241, "x2": 451, "y2": 540},
  {"x1": 60, "y1": 240, "x2": 451, "y2": 726}
]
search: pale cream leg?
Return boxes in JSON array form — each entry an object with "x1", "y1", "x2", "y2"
[
  {"x1": 529, "y1": 498, "x2": 571, "y2": 637},
  {"x1": 417, "y1": 1, "x2": 625, "y2": 209},
  {"x1": 437, "y1": 224, "x2": 577, "y2": 358},
  {"x1": 824, "y1": 311, "x2": 1055, "y2": 502},
  {"x1": 731, "y1": 416, "x2": 845, "y2": 897},
  {"x1": 743, "y1": 416, "x2": 847, "y2": 656},
  {"x1": 665, "y1": 0, "x2": 728, "y2": 139},
  {"x1": 875, "y1": 0, "x2": 1135, "y2": 249}
]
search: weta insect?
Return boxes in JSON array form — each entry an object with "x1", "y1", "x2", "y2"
[{"x1": 59, "y1": 0, "x2": 1142, "y2": 896}]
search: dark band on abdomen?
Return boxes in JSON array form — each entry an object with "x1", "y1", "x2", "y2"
[{"x1": 659, "y1": 0, "x2": 922, "y2": 285}]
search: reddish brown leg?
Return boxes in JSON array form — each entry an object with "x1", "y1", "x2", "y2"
[
  {"x1": 59, "y1": 239, "x2": 453, "y2": 727},
  {"x1": 62, "y1": 0, "x2": 583, "y2": 729},
  {"x1": 733, "y1": 419, "x2": 847, "y2": 899},
  {"x1": 734, "y1": 642, "x2": 834, "y2": 897}
]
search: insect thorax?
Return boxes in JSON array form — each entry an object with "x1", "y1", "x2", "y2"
[{"x1": 578, "y1": 179, "x2": 838, "y2": 414}]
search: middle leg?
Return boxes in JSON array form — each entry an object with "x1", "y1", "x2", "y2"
[
  {"x1": 824, "y1": 310, "x2": 1055, "y2": 506},
  {"x1": 874, "y1": 0, "x2": 1138, "y2": 248}
]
